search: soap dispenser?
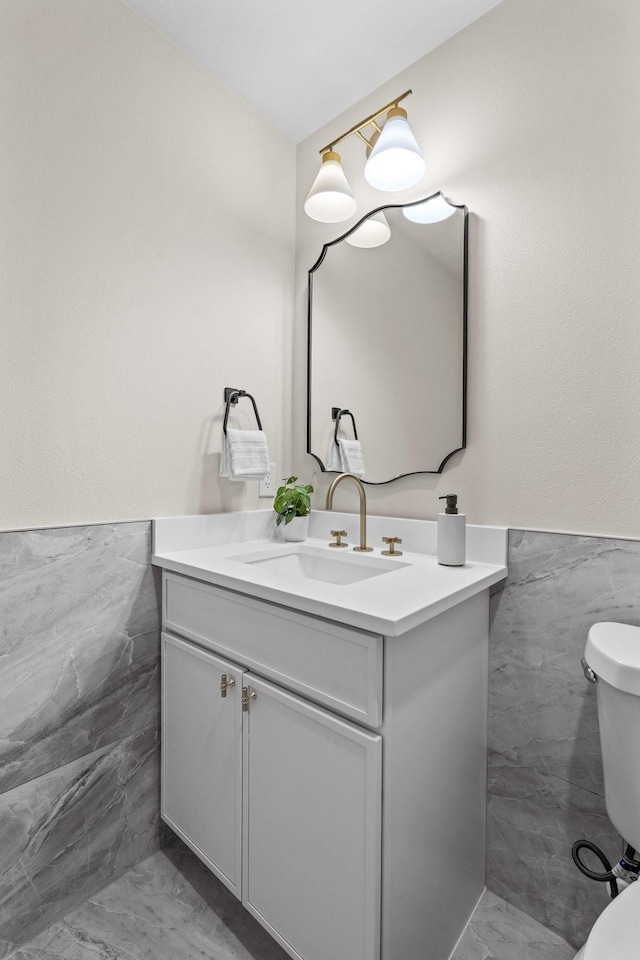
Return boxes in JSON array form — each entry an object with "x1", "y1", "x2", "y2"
[{"x1": 437, "y1": 494, "x2": 466, "y2": 566}]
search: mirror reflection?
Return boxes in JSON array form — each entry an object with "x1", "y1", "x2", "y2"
[{"x1": 307, "y1": 193, "x2": 468, "y2": 484}]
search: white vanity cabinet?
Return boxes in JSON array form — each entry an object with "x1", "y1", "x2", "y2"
[
  {"x1": 160, "y1": 569, "x2": 490, "y2": 960},
  {"x1": 162, "y1": 634, "x2": 244, "y2": 895},
  {"x1": 240, "y1": 674, "x2": 381, "y2": 960},
  {"x1": 161, "y1": 575, "x2": 382, "y2": 960}
]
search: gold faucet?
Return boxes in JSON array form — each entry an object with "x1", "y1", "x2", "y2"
[{"x1": 325, "y1": 473, "x2": 372, "y2": 553}]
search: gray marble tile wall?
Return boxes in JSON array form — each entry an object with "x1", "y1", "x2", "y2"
[
  {"x1": 0, "y1": 522, "x2": 162, "y2": 958},
  {"x1": 487, "y1": 528, "x2": 640, "y2": 948}
]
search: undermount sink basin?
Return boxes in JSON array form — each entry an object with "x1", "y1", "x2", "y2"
[{"x1": 231, "y1": 545, "x2": 409, "y2": 586}]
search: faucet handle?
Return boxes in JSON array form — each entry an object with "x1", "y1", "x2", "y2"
[
  {"x1": 381, "y1": 536, "x2": 403, "y2": 557},
  {"x1": 330, "y1": 529, "x2": 348, "y2": 548}
]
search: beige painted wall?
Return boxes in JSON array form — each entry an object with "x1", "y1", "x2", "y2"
[
  {"x1": 0, "y1": 0, "x2": 295, "y2": 531},
  {"x1": 295, "y1": 0, "x2": 640, "y2": 538}
]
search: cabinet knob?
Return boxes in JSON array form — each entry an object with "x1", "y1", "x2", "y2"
[
  {"x1": 242, "y1": 686, "x2": 258, "y2": 711},
  {"x1": 381, "y1": 536, "x2": 403, "y2": 557},
  {"x1": 220, "y1": 674, "x2": 236, "y2": 698},
  {"x1": 330, "y1": 529, "x2": 348, "y2": 548}
]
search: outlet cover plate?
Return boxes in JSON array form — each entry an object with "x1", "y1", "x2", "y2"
[{"x1": 259, "y1": 463, "x2": 277, "y2": 498}]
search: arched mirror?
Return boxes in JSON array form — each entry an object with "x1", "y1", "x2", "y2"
[{"x1": 307, "y1": 192, "x2": 467, "y2": 484}]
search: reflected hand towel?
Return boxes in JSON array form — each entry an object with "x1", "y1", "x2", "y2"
[{"x1": 338, "y1": 439, "x2": 365, "y2": 476}]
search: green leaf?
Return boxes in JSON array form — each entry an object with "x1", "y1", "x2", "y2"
[{"x1": 273, "y1": 474, "x2": 314, "y2": 521}]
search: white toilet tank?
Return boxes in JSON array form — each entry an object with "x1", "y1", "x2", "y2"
[{"x1": 585, "y1": 622, "x2": 640, "y2": 852}]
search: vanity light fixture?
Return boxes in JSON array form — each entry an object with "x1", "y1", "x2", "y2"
[
  {"x1": 304, "y1": 90, "x2": 424, "y2": 224},
  {"x1": 403, "y1": 192, "x2": 457, "y2": 224},
  {"x1": 303, "y1": 150, "x2": 357, "y2": 223},
  {"x1": 364, "y1": 106, "x2": 424, "y2": 192},
  {"x1": 345, "y1": 210, "x2": 391, "y2": 248}
]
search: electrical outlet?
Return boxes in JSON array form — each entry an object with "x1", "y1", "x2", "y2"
[{"x1": 259, "y1": 463, "x2": 277, "y2": 498}]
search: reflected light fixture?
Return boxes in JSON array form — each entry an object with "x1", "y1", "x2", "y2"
[
  {"x1": 304, "y1": 90, "x2": 424, "y2": 224},
  {"x1": 403, "y1": 192, "x2": 457, "y2": 224},
  {"x1": 345, "y1": 211, "x2": 391, "y2": 248}
]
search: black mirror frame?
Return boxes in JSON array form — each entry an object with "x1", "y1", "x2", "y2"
[{"x1": 306, "y1": 191, "x2": 468, "y2": 484}]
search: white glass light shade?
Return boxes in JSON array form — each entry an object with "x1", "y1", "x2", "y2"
[
  {"x1": 304, "y1": 151, "x2": 357, "y2": 223},
  {"x1": 345, "y1": 211, "x2": 391, "y2": 248},
  {"x1": 364, "y1": 108, "x2": 425, "y2": 192},
  {"x1": 402, "y1": 193, "x2": 457, "y2": 224}
]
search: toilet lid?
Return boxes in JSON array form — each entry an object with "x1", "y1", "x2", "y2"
[{"x1": 585, "y1": 881, "x2": 640, "y2": 959}]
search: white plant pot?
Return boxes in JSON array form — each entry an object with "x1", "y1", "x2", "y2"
[{"x1": 281, "y1": 515, "x2": 309, "y2": 542}]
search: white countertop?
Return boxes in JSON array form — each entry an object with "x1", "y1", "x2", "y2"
[{"x1": 152, "y1": 512, "x2": 507, "y2": 636}]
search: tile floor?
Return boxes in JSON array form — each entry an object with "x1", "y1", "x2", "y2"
[
  {"x1": 453, "y1": 890, "x2": 576, "y2": 960},
  {"x1": 10, "y1": 837, "x2": 576, "y2": 960}
]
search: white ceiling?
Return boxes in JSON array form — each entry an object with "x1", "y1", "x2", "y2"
[{"x1": 124, "y1": 0, "x2": 504, "y2": 143}]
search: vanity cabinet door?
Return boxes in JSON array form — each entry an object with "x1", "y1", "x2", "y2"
[
  {"x1": 161, "y1": 632, "x2": 244, "y2": 898},
  {"x1": 242, "y1": 674, "x2": 382, "y2": 960}
]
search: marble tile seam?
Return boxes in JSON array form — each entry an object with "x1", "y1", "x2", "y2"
[
  {"x1": 0, "y1": 619, "x2": 160, "y2": 653},
  {"x1": 0, "y1": 724, "x2": 162, "y2": 958},
  {"x1": 0, "y1": 721, "x2": 160, "y2": 801},
  {"x1": 0, "y1": 644, "x2": 160, "y2": 795},
  {"x1": 0, "y1": 518, "x2": 154, "y2": 536},
  {"x1": 490, "y1": 807, "x2": 610, "y2": 855},
  {"x1": 487, "y1": 747, "x2": 606, "y2": 801},
  {"x1": 508, "y1": 525, "x2": 640, "y2": 544}
]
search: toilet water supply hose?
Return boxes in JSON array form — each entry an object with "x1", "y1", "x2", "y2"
[{"x1": 571, "y1": 841, "x2": 640, "y2": 899}]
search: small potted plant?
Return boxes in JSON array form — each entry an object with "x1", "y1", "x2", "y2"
[{"x1": 274, "y1": 476, "x2": 314, "y2": 542}]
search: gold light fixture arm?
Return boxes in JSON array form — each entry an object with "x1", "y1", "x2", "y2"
[{"x1": 319, "y1": 90, "x2": 413, "y2": 156}]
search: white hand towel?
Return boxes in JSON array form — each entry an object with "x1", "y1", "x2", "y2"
[
  {"x1": 337, "y1": 439, "x2": 365, "y2": 477},
  {"x1": 220, "y1": 428, "x2": 270, "y2": 481}
]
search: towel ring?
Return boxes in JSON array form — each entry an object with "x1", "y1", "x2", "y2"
[
  {"x1": 332, "y1": 407, "x2": 358, "y2": 446},
  {"x1": 223, "y1": 387, "x2": 263, "y2": 435}
]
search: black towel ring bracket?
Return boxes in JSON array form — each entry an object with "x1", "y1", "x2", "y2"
[
  {"x1": 332, "y1": 407, "x2": 358, "y2": 445},
  {"x1": 223, "y1": 387, "x2": 263, "y2": 435}
]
